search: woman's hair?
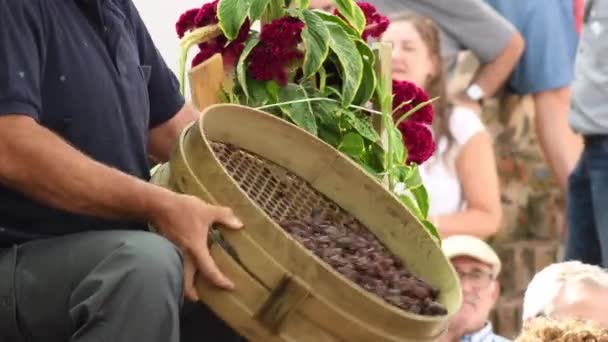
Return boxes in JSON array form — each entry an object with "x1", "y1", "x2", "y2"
[
  {"x1": 516, "y1": 318, "x2": 608, "y2": 342},
  {"x1": 388, "y1": 12, "x2": 455, "y2": 153}
]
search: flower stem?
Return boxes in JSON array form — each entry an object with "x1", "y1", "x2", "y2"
[
  {"x1": 256, "y1": 98, "x2": 382, "y2": 115},
  {"x1": 178, "y1": 25, "x2": 223, "y2": 95}
]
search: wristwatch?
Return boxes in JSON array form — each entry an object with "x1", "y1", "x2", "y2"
[{"x1": 465, "y1": 83, "x2": 485, "y2": 103}]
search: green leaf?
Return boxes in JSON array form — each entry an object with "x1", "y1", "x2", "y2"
[
  {"x1": 250, "y1": 0, "x2": 271, "y2": 21},
  {"x1": 265, "y1": 81, "x2": 280, "y2": 102},
  {"x1": 263, "y1": 0, "x2": 286, "y2": 23},
  {"x1": 353, "y1": 41, "x2": 376, "y2": 106},
  {"x1": 326, "y1": 23, "x2": 363, "y2": 107},
  {"x1": 360, "y1": 163, "x2": 383, "y2": 179},
  {"x1": 411, "y1": 185, "x2": 430, "y2": 219},
  {"x1": 323, "y1": 86, "x2": 342, "y2": 99},
  {"x1": 318, "y1": 65, "x2": 327, "y2": 91},
  {"x1": 278, "y1": 84, "x2": 318, "y2": 134},
  {"x1": 398, "y1": 194, "x2": 423, "y2": 218},
  {"x1": 338, "y1": 132, "x2": 365, "y2": 159},
  {"x1": 389, "y1": 165, "x2": 410, "y2": 183},
  {"x1": 301, "y1": 10, "x2": 330, "y2": 79},
  {"x1": 313, "y1": 10, "x2": 359, "y2": 38},
  {"x1": 218, "y1": 0, "x2": 250, "y2": 40},
  {"x1": 288, "y1": 0, "x2": 310, "y2": 16},
  {"x1": 332, "y1": 0, "x2": 366, "y2": 35},
  {"x1": 246, "y1": 78, "x2": 270, "y2": 107},
  {"x1": 422, "y1": 219, "x2": 441, "y2": 243},
  {"x1": 318, "y1": 124, "x2": 342, "y2": 147},
  {"x1": 388, "y1": 126, "x2": 405, "y2": 165},
  {"x1": 236, "y1": 36, "x2": 260, "y2": 100},
  {"x1": 368, "y1": 143, "x2": 386, "y2": 173},
  {"x1": 404, "y1": 165, "x2": 423, "y2": 189},
  {"x1": 311, "y1": 98, "x2": 341, "y2": 128},
  {"x1": 341, "y1": 110, "x2": 380, "y2": 142}
]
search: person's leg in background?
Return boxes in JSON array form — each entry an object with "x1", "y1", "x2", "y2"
[
  {"x1": 0, "y1": 230, "x2": 184, "y2": 342},
  {"x1": 587, "y1": 139, "x2": 608, "y2": 267},
  {"x1": 564, "y1": 145, "x2": 603, "y2": 265}
]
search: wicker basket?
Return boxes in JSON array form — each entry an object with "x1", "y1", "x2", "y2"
[{"x1": 151, "y1": 103, "x2": 461, "y2": 341}]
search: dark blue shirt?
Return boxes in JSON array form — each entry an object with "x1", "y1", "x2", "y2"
[{"x1": 0, "y1": 0, "x2": 185, "y2": 245}]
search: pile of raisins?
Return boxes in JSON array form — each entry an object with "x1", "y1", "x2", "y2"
[{"x1": 279, "y1": 210, "x2": 447, "y2": 316}]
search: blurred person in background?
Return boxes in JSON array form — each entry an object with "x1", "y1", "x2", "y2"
[
  {"x1": 565, "y1": 0, "x2": 608, "y2": 268},
  {"x1": 483, "y1": 0, "x2": 583, "y2": 194},
  {"x1": 522, "y1": 261, "x2": 608, "y2": 328},
  {"x1": 440, "y1": 235, "x2": 509, "y2": 342},
  {"x1": 384, "y1": 13, "x2": 502, "y2": 239},
  {"x1": 364, "y1": 0, "x2": 524, "y2": 114}
]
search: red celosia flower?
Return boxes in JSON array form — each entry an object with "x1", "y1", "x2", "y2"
[
  {"x1": 248, "y1": 17, "x2": 305, "y2": 85},
  {"x1": 178, "y1": 0, "x2": 251, "y2": 69},
  {"x1": 234, "y1": 19, "x2": 251, "y2": 43},
  {"x1": 190, "y1": 20, "x2": 251, "y2": 69},
  {"x1": 194, "y1": 0, "x2": 220, "y2": 27},
  {"x1": 248, "y1": 45, "x2": 303, "y2": 85},
  {"x1": 192, "y1": 43, "x2": 222, "y2": 67},
  {"x1": 222, "y1": 42, "x2": 246, "y2": 67},
  {"x1": 260, "y1": 17, "x2": 306, "y2": 48},
  {"x1": 175, "y1": 8, "x2": 200, "y2": 38},
  {"x1": 334, "y1": 2, "x2": 390, "y2": 41},
  {"x1": 392, "y1": 80, "x2": 434, "y2": 125},
  {"x1": 398, "y1": 120, "x2": 436, "y2": 165},
  {"x1": 357, "y1": 2, "x2": 390, "y2": 40}
]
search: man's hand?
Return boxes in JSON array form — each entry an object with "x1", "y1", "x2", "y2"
[{"x1": 150, "y1": 193, "x2": 243, "y2": 299}]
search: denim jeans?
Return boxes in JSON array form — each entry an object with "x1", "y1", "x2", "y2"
[{"x1": 565, "y1": 136, "x2": 608, "y2": 266}]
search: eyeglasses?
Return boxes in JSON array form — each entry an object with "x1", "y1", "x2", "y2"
[{"x1": 455, "y1": 269, "x2": 495, "y2": 289}]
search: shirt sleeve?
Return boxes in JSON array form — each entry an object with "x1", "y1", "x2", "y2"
[
  {"x1": 121, "y1": 0, "x2": 186, "y2": 129},
  {"x1": 423, "y1": 0, "x2": 516, "y2": 64},
  {"x1": 0, "y1": 0, "x2": 46, "y2": 121},
  {"x1": 367, "y1": 0, "x2": 516, "y2": 64},
  {"x1": 449, "y1": 106, "x2": 485, "y2": 146}
]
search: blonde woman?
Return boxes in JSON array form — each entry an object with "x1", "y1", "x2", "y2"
[{"x1": 383, "y1": 13, "x2": 502, "y2": 239}]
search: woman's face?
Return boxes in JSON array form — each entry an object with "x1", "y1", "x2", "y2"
[{"x1": 382, "y1": 21, "x2": 436, "y2": 89}]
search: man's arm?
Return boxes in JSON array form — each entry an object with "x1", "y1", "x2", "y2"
[
  {"x1": 148, "y1": 103, "x2": 200, "y2": 163},
  {"x1": 0, "y1": 115, "x2": 172, "y2": 221},
  {"x1": 0, "y1": 114, "x2": 241, "y2": 293},
  {"x1": 468, "y1": 31, "x2": 525, "y2": 100},
  {"x1": 454, "y1": 32, "x2": 524, "y2": 111}
]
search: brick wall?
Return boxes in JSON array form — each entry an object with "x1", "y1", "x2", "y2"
[{"x1": 484, "y1": 95, "x2": 564, "y2": 339}]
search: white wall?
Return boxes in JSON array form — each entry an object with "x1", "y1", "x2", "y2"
[{"x1": 132, "y1": 0, "x2": 213, "y2": 75}]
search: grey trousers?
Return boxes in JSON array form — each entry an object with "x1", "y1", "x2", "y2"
[{"x1": 0, "y1": 230, "x2": 243, "y2": 342}]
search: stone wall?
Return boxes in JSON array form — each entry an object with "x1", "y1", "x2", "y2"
[
  {"x1": 452, "y1": 54, "x2": 565, "y2": 339},
  {"x1": 484, "y1": 95, "x2": 564, "y2": 339}
]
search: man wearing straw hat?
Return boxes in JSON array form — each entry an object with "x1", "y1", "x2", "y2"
[
  {"x1": 0, "y1": 0, "x2": 244, "y2": 341},
  {"x1": 440, "y1": 235, "x2": 509, "y2": 342}
]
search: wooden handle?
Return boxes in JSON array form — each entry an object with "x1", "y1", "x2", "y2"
[{"x1": 254, "y1": 275, "x2": 311, "y2": 335}]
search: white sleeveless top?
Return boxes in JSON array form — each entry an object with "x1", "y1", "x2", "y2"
[{"x1": 419, "y1": 106, "x2": 484, "y2": 216}]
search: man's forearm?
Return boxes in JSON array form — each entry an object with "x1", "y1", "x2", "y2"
[
  {"x1": 0, "y1": 115, "x2": 172, "y2": 222},
  {"x1": 471, "y1": 32, "x2": 525, "y2": 99},
  {"x1": 148, "y1": 103, "x2": 199, "y2": 163}
]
